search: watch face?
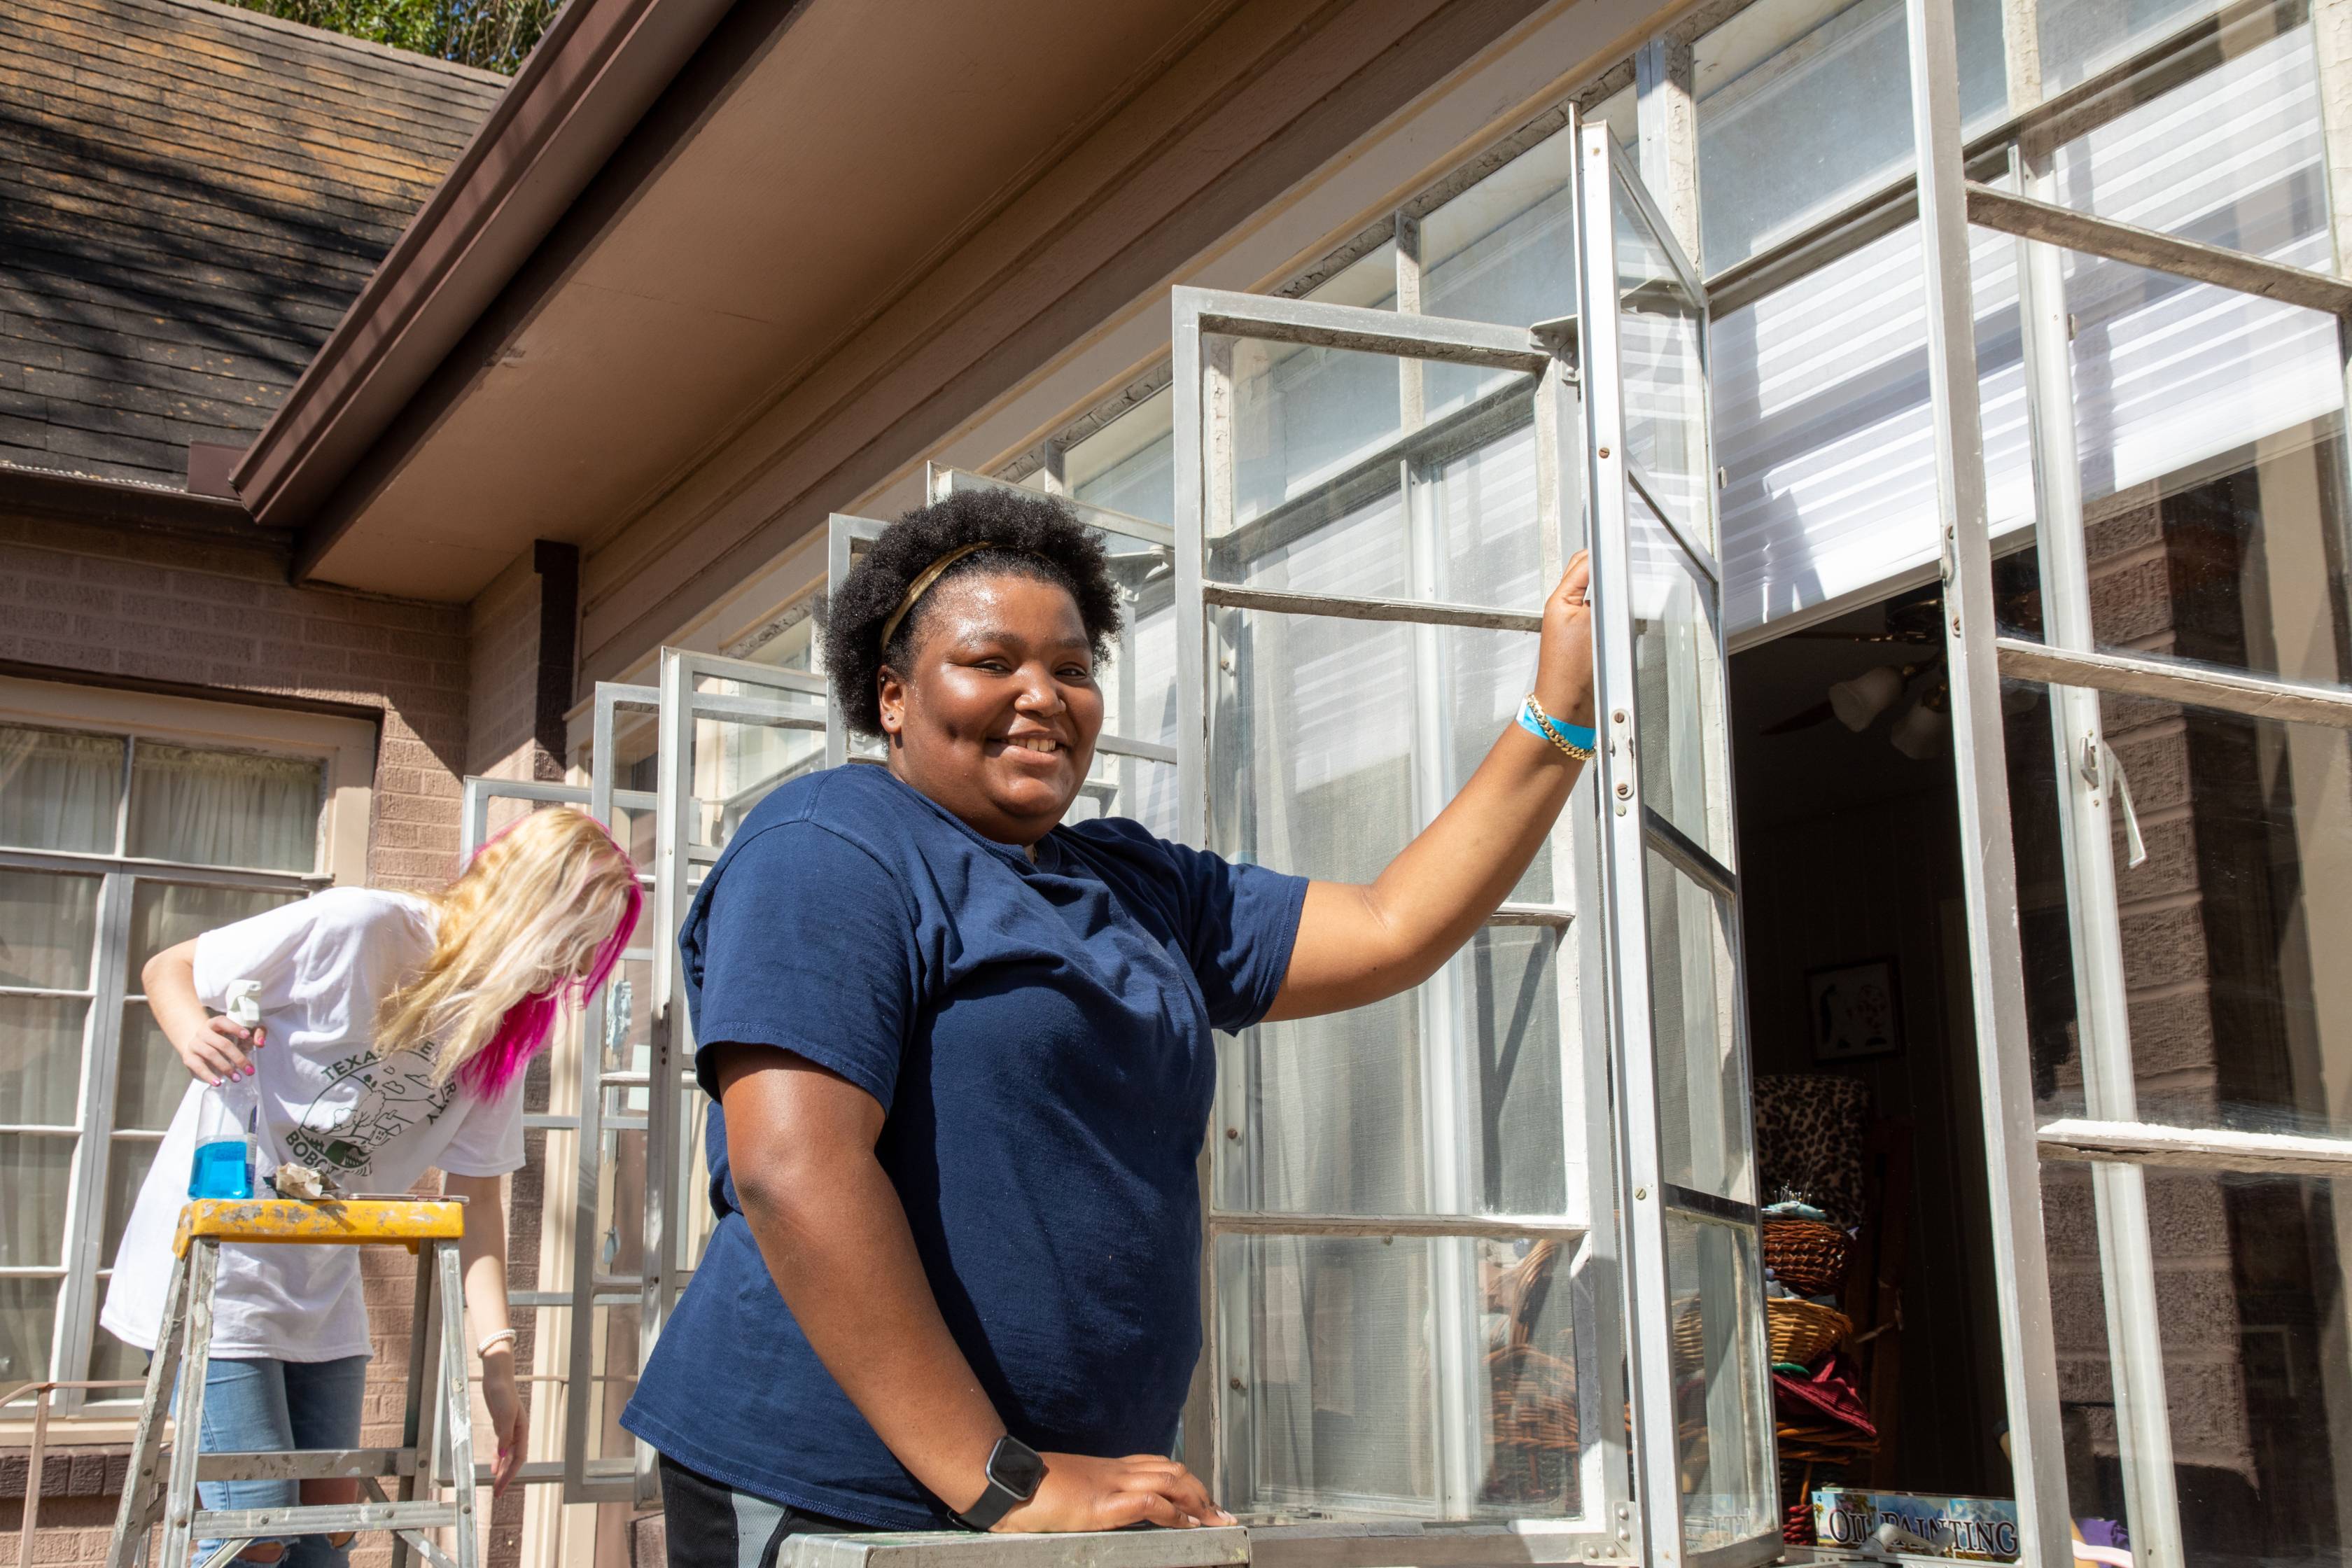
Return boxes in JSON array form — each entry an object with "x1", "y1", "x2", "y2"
[{"x1": 990, "y1": 1438, "x2": 1048, "y2": 1499}]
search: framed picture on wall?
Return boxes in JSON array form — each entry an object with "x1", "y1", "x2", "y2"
[{"x1": 1807, "y1": 958, "x2": 1902, "y2": 1061}]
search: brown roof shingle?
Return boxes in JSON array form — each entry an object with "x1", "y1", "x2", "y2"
[{"x1": 0, "y1": 0, "x2": 506, "y2": 490}]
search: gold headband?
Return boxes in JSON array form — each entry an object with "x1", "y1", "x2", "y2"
[{"x1": 879, "y1": 540, "x2": 995, "y2": 653}]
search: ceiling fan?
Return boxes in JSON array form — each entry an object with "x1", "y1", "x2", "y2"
[{"x1": 1758, "y1": 588, "x2": 1946, "y2": 740}]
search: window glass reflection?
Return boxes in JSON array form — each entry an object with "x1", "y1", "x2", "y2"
[
  {"x1": 2012, "y1": 688, "x2": 2352, "y2": 1141},
  {"x1": 1068, "y1": 387, "x2": 1175, "y2": 526},
  {"x1": 2038, "y1": 1162, "x2": 2352, "y2": 1568},
  {"x1": 1694, "y1": 0, "x2": 2008, "y2": 269}
]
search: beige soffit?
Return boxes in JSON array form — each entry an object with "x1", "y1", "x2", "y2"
[{"x1": 276, "y1": 0, "x2": 1256, "y2": 600}]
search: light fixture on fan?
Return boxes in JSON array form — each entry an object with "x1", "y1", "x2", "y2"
[{"x1": 1828, "y1": 664, "x2": 1917, "y2": 732}]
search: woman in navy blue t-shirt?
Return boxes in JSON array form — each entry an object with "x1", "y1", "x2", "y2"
[{"x1": 624, "y1": 486, "x2": 1597, "y2": 1564}]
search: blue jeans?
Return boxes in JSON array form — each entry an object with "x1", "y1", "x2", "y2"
[{"x1": 190, "y1": 1355, "x2": 371, "y2": 1568}]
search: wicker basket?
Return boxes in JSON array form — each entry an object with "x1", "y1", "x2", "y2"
[
  {"x1": 1763, "y1": 1217, "x2": 1852, "y2": 1298},
  {"x1": 1766, "y1": 1298, "x2": 1851, "y2": 1366},
  {"x1": 1482, "y1": 1241, "x2": 1580, "y2": 1508}
]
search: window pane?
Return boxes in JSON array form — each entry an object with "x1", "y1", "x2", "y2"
[
  {"x1": 2040, "y1": 1161, "x2": 2352, "y2": 1568},
  {"x1": 1303, "y1": 240, "x2": 1398, "y2": 310},
  {"x1": 1422, "y1": 125, "x2": 1577, "y2": 332},
  {"x1": 1217, "y1": 1231, "x2": 1435, "y2": 1514},
  {"x1": 128, "y1": 743, "x2": 321, "y2": 871},
  {"x1": 0, "y1": 725, "x2": 122, "y2": 855},
  {"x1": 115, "y1": 1002, "x2": 190, "y2": 1132},
  {"x1": 1213, "y1": 356, "x2": 1544, "y2": 614},
  {"x1": 104, "y1": 1136, "x2": 160, "y2": 1260},
  {"x1": 1477, "y1": 1235, "x2": 1587, "y2": 1516},
  {"x1": 1068, "y1": 388, "x2": 1175, "y2": 527},
  {"x1": 1, "y1": 995, "x2": 90, "y2": 1126},
  {"x1": 129, "y1": 883, "x2": 305, "y2": 979},
  {"x1": 1065, "y1": 753, "x2": 1178, "y2": 842},
  {"x1": 1712, "y1": 220, "x2": 2031, "y2": 640},
  {"x1": 2036, "y1": 0, "x2": 2246, "y2": 97},
  {"x1": 1225, "y1": 337, "x2": 1404, "y2": 533},
  {"x1": 0, "y1": 1135, "x2": 75, "y2": 1264},
  {"x1": 2015, "y1": 692, "x2": 2352, "y2": 1140},
  {"x1": 1462, "y1": 925, "x2": 1572, "y2": 1216},
  {"x1": 1632, "y1": 494, "x2": 1732, "y2": 864},
  {"x1": 1667, "y1": 1209, "x2": 1775, "y2": 1553},
  {"x1": 88, "y1": 1324, "x2": 147, "y2": 1391},
  {"x1": 737, "y1": 611, "x2": 815, "y2": 672},
  {"x1": 1098, "y1": 534, "x2": 1180, "y2": 755},
  {"x1": 2049, "y1": 26, "x2": 2322, "y2": 260},
  {"x1": 1694, "y1": 0, "x2": 2008, "y2": 269},
  {"x1": 1616, "y1": 176, "x2": 1709, "y2": 540},
  {"x1": 1215, "y1": 1231, "x2": 1590, "y2": 1520},
  {"x1": 1225, "y1": 996, "x2": 1427, "y2": 1214},
  {"x1": 685, "y1": 677, "x2": 830, "y2": 853},
  {"x1": 1998, "y1": 398, "x2": 2351, "y2": 694},
  {"x1": 1222, "y1": 925, "x2": 1575, "y2": 1219},
  {"x1": 1646, "y1": 852, "x2": 1752, "y2": 1204},
  {"x1": 0, "y1": 867, "x2": 99, "y2": 990},
  {"x1": 0, "y1": 1277, "x2": 57, "y2": 1382},
  {"x1": 1212, "y1": 610, "x2": 1547, "y2": 899}
]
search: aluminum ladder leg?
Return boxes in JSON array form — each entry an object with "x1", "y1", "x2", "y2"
[{"x1": 104, "y1": 1199, "x2": 480, "y2": 1568}]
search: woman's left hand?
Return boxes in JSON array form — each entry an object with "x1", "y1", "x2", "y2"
[
  {"x1": 482, "y1": 1359, "x2": 526, "y2": 1497},
  {"x1": 1533, "y1": 549, "x2": 1597, "y2": 726}
]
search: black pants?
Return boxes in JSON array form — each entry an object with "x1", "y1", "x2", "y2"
[{"x1": 658, "y1": 1454, "x2": 881, "y2": 1568}]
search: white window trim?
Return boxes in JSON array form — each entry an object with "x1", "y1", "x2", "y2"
[{"x1": 0, "y1": 676, "x2": 377, "y2": 888}]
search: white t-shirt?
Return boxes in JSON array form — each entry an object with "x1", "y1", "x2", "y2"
[{"x1": 101, "y1": 888, "x2": 526, "y2": 1362}]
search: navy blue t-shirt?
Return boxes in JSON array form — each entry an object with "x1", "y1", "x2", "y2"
[{"x1": 620, "y1": 764, "x2": 1307, "y2": 1527}]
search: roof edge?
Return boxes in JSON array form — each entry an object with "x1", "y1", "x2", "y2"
[
  {"x1": 0, "y1": 463, "x2": 284, "y2": 546},
  {"x1": 230, "y1": 0, "x2": 738, "y2": 537}
]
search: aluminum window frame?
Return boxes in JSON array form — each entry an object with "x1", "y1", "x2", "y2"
[
  {"x1": 456, "y1": 747, "x2": 659, "y2": 1502},
  {"x1": 1904, "y1": 0, "x2": 2352, "y2": 1557},
  {"x1": 1, "y1": 724, "x2": 328, "y2": 1414},
  {"x1": 1170, "y1": 281, "x2": 1634, "y2": 1552},
  {"x1": 1572, "y1": 123, "x2": 1776, "y2": 1568}
]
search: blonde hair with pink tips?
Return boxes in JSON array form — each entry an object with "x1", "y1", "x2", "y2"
[{"x1": 375, "y1": 807, "x2": 640, "y2": 1096}]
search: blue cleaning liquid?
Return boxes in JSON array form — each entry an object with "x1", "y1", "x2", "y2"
[{"x1": 189, "y1": 1137, "x2": 253, "y2": 1200}]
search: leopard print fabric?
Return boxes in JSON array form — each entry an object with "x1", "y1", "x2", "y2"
[{"x1": 1753, "y1": 1074, "x2": 1870, "y2": 1231}]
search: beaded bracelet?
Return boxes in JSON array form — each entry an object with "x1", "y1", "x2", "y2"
[{"x1": 1518, "y1": 694, "x2": 1597, "y2": 761}]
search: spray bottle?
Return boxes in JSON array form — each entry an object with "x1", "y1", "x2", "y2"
[{"x1": 188, "y1": 980, "x2": 262, "y2": 1200}]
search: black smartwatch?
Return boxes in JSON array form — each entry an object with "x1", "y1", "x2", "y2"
[{"x1": 955, "y1": 1436, "x2": 1047, "y2": 1530}]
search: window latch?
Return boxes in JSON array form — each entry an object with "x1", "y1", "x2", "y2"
[{"x1": 2080, "y1": 734, "x2": 2148, "y2": 869}]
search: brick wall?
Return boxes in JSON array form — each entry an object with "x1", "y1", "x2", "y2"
[
  {"x1": 0, "y1": 511, "x2": 470, "y2": 892},
  {"x1": 468, "y1": 550, "x2": 545, "y2": 786}
]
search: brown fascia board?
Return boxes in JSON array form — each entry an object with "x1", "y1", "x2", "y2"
[{"x1": 229, "y1": 0, "x2": 740, "y2": 540}]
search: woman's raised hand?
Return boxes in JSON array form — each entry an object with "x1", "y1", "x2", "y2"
[
  {"x1": 1533, "y1": 547, "x2": 1597, "y2": 727},
  {"x1": 993, "y1": 1452, "x2": 1236, "y2": 1532},
  {"x1": 172, "y1": 1014, "x2": 262, "y2": 1087}
]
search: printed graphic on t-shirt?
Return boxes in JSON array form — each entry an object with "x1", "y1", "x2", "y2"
[{"x1": 285, "y1": 1050, "x2": 458, "y2": 1177}]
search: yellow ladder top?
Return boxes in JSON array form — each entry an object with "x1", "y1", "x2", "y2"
[{"x1": 173, "y1": 1198, "x2": 465, "y2": 1255}]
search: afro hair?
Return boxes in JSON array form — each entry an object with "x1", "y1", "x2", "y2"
[{"x1": 821, "y1": 487, "x2": 1123, "y2": 739}]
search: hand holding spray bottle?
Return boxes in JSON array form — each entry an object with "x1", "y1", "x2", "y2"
[{"x1": 188, "y1": 979, "x2": 263, "y2": 1200}]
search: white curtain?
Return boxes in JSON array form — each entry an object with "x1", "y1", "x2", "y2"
[
  {"x1": 0, "y1": 725, "x2": 123, "y2": 855},
  {"x1": 127, "y1": 743, "x2": 321, "y2": 872}
]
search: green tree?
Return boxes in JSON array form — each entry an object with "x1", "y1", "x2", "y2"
[{"x1": 223, "y1": 0, "x2": 561, "y2": 74}]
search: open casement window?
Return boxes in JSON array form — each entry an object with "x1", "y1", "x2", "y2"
[
  {"x1": 471, "y1": 652, "x2": 827, "y2": 1504},
  {"x1": 1898, "y1": 0, "x2": 2352, "y2": 1553},
  {"x1": 1163, "y1": 113, "x2": 1774, "y2": 1568}
]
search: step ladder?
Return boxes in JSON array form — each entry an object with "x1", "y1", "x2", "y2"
[{"x1": 106, "y1": 1198, "x2": 481, "y2": 1568}]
